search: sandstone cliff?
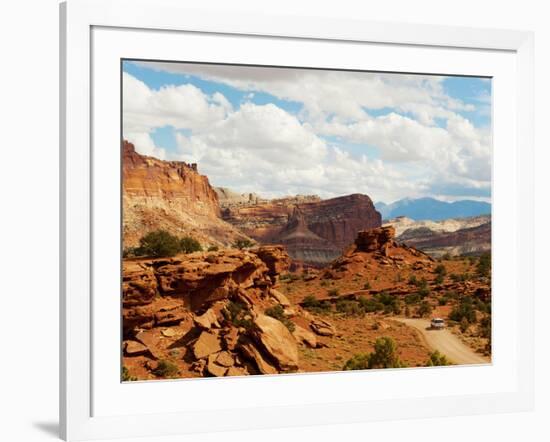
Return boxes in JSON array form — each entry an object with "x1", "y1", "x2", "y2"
[
  {"x1": 122, "y1": 141, "x2": 248, "y2": 248},
  {"x1": 221, "y1": 193, "x2": 382, "y2": 265}
]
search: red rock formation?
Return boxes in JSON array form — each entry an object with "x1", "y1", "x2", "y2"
[
  {"x1": 222, "y1": 193, "x2": 382, "y2": 265},
  {"x1": 122, "y1": 140, "x2": 248, "y2": 248},
  {"x1": 322, "y1": 226, "x2": 434, "y2": 279}
]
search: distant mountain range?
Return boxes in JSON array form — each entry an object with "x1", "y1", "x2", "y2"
[{"x1": 376, "y1": 197, "x2": 491, "y2": 221}]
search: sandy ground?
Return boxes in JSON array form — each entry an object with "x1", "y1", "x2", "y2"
[{"x1": 394, "y1": 318, "x2": 490, "y2": 365}]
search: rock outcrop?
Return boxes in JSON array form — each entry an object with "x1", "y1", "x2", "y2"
[
  {"x1": 122, "y1": 246, "x2": 320, "y2": 379},
  {"x1": 322, "y1": 226, "x2": 434, "y2": 279},
  {"x1": 122, "y1": 141, "x2": 249, "y2": 248},
  {"x1": 222, "y1": 193, "x2": 382, "y2": 265}
]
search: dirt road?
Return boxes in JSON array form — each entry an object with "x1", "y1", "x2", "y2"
[{"x1": 394, "y1": 318, "x2": 490, "y2": 365}]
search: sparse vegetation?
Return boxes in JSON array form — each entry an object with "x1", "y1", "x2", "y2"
[
  {"x1": 476, "y1": 253, "x2": 491, "y2": 277},
  {"x1": 426, "y1": 350, "x2": 452, "y2": 366},
  {"x1": 233, "y1": 238, "x2": 255, "y2": 249},
  {"x1": 328, "y1": 288, "x2": 340, "y2": 297},
  {"x1": 153, "y1": 360, "x2": 180, "y2": 378},
  {"x1": 207, "y1": 245, "x2": 219, "y2": 252},
  {"x1": 265, "y1": 305, "x2": 295, "y2": 332},
  {"x1": 343, "y1": 337, "x2": 404, "y2": 370},
  {"x1": 434, "y1": 264, "x2": 447, "y2": 276},
  {"x1": 223, "y1": 301, "x2": 254, "y2": 330},
  {"x1": 363, "y1": 280, "x2": 371, "y2": 290},
  {"x1": 449, "y1": 297, "x2": 477, "y2": 324},
  {"x1": 416, "y1": 301, "x2": 433, "y2": 318},
  {"x1": 301, "y1": 295, "x2": 332, "y2": 313},
  {"x1": 128, "y1": 230, "x2": 203, "y2": 257},
  {"x1": 121, "y1": 366, "x2": 137, "y2": 382},
  {"x1": 135, "y1": 230, "x2": 182, "y2": 257}
]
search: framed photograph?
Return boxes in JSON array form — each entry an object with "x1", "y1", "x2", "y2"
[{"x1": 60, "y1": 0, "x2": 534, "y2": 440}]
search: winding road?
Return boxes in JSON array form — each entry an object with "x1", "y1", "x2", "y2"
[{"x1": 394, "y1": 318, "x2": 490, "y2": 365}]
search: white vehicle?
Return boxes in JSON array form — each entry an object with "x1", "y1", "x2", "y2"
[{"x1": 430, "y1": 318, "x2": 446, "y2": 330}]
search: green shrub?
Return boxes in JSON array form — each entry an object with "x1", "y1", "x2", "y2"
[
  {"x1": 121, "y1": 366, "x2": 137, "y2": 382},
  {"x1": 223, "y1": 301, "x2": 254, "y2": 330},
  {"x1": 434, "y1": 264, "x2": 447, "y2": 276},
  {"x1": 153, "y1": 360, "x2": 180, "y2": 378},
  {"x1": 358, "y1": 296, "x2": 383, "y2": 313},
  {"x1": 416, "y1": 301, "x2": 433, "y2": 317},
  {"x1": 335, "y1": 300, "x2": 364, "y2": 316},
  {"x1": 343, "y1": 338, "x2": 405, "y2": 370},
  {"x1": 438, "y1": 296, "x2": 448, "y2": 306},
  {"x1": 449, "y1": 298, "x2": 477, "y2": 323},
  {"x1": 328, "y1": 288, "x2": 340, "y2": 297},
  {"x1": 434, "y1": 274, "x2": 444, "y2": 285},
  {"x1": 179, "y1": 236, "x2": 203, "y2": 253},
  {"x1": 343, "y1": 353, "x2": 370, "y2": 370},
  {"x1": 265, "y1": 305, "x2": 295, "y2": 332},
  {"x1": 426, "y1": 350, "x2": 452, "y2": 366},
  {"x1": 207, "y1": 245, "x2": 219, "y2": 252},
  {"x1": 135, "y1": 230, "x2": 182, "y2": 257},
  {"x1": 418, "y1": 286, "x2": 431, "y2": 298},
  {"x1": 363, "y1": 280, "x2": 371, "y2": 290},
  {"x1": 302, "y1": 295, "x2": 332, "y2": 313},
  {"x1": 405, "y1": 293, "x2": 421, "y2": 305},
  {"x1": 367, "y1": 337, "x2": 404, "y2": 369},
  {"x1": 476, "y1": 253, "x2": 491, "y2": 277},
  {"x1": 233, "y1": 238, "x2": 255, "y2": 249},
  {"x1": 408, "y1": 275, "x2": 418, "y2": 286}
]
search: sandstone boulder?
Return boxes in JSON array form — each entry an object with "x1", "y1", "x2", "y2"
[
  {"x1": 355, "y1": 226, "x2": 396, "y2": 253},
  {"x1": 292, "y1": 325, "x2": 318, "y2": 348},
  {"x1": 124, "y1": 340, "x2": 149, "y2": 356},
  {"x1": 268, "y1": 288, "x2": 291, "y2": 307},
  {"x1": 251, "y1": 314, "x2": 298, "y2": 371},
  {"x1": 238, "y1": 341, "x2": 278, "y2": 375},
  {"x1": 192, "y1": 331, "x2": 222, "y2": 360},
  {"x1": 310, "y1": 318, "x2": 336, "y2": 337}
]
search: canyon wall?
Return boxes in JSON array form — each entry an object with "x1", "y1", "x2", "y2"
[{"x1": 122, "y1": 141, "x2": 247, "y2": 248}]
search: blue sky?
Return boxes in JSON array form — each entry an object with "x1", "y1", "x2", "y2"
[{"x1": 122, "y1": 60, "x2": 492, "y2": 203}]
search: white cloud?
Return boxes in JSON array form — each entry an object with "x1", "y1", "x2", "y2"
[{"x1": 122, "y1": 67, "x2": 492, "y2": 203}]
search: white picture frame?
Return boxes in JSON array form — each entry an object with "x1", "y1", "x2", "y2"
[{"x1": 60, "y1": 0, "x2": 534, "y2": 440}]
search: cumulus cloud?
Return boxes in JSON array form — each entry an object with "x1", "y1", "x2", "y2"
[{"x1": 122, "y1": 65, "x2": 492, "y2": 203}]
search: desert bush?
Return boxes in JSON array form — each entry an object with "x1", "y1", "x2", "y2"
[
  {"x1": 418, "y1": 286, "x2": 431, "y2": 298},
  {"x1": 320, "y1": 280, "x2": 329, "y2": 287},
  {"x1": 476, "y1": 253, "x2": 491, "y2": 277},
  {"x1": 233, "y1": 238, "x2": 255, "y2": 249},
  {"x1": 408, "y1": 275, "x2": 418, "y2": 286},
  {"x1": 416, "y1": 301, "x2": 433, "y2": 317},
  {"x1": 328, "y1": 288, "x2": 340, "y2": 297},
  {"x1": 358, "y1": 296, "x2": 384, "y2": 313},
  {"x1": 343, "y1": 353, "x2": 370, "y2": 371},
  {"x1": 179, "y1": 236, "x2": 203, "y2": 253},
  {"x1": 153, "y1": 360, "x2": 180, "y2": 378},
  {"x1": 207, "y1": 245, "x2": 219, "y2": 252},
  {"x1": 434, "y1": 274, "x2": 444, "y2": 285},
  {"x1": 343, "y1": 337, "x2": 404, "y2": 370},
  {"x1": 265, "y1": 305, "x2": 295, "y2": 332},
  {"x1": 223, "y1": 301, "x2": 254, "y2": 330},
  {"x1": 438, "y1": 296, "x2": 449, "y2": 306},
  {"x1": 434, "y1": 264, "x2": 447, "y2": 276},
  {"x1": 363, "y1": 280, "x2": 371, "y2": 290},
  {"x1": 426, "y1": 350, "x2": 452, "y2": 366},
  {"x1": 442, "y1": 253, "x2": 452, "y2": 260},
  {"x1": 367, "y1": 337, "x2": 404, "y2": 369},
  {"x1": 335, "y1": 300, "x2": 363, "y2": 316},
  {"x1": 302, "y1": 295, "x2": 332, "y2": 313},
  {"x1": 459, "y1": 317, "x2": 470, "y2": 333},
  {"x1": 121, "y1": 366, "x2": 137, "y2": 382},
  {"x1": 449, "y1": 298, "x2": 477, "y2": 323},
  {"x1": 479, "y1": 316, "x2": 492, "y2": 339},
  {"x1": 135, "y1": 230, "x2": 182, "y2": 257},
  {"x1": 405, "y1": 293, "x2": 421, "y2": 305}
]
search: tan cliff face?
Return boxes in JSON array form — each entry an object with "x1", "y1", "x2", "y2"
[{"x1": 122, "y1": 141, "x2": 248, "y2": 248}]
